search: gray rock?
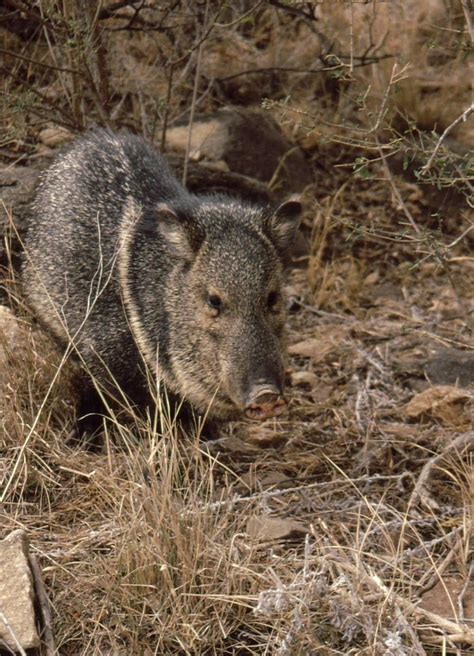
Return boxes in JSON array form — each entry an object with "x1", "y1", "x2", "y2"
[
  {"x1": 0, "y1": 529, "x2": 39, "y2": 651},
  {"x1": 165, "y1": 107, "x2": 313, "y2": 198},
  {"x1": 0, "y1": 164, "x2": 41, "y2": 233},
  {"x1": 425, "y1": 349, "x2": 474, "y2": 387}
]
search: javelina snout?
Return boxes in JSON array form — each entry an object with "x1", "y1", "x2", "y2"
[
  {"x1": 244, "y1": 383, "x2": 287, "y2": 420},
  {"x1": 220, "y1": 328, "x2": 287, "y2": 420}
]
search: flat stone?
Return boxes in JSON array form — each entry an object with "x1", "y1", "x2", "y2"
[
  {"x1": 166, "y1": 107, "x2": 313, "y2": 198},
  {"x1": 420, "y1": 576, "x2": 474, "y2": 627},
  {"x1": 0, "y1": 529, "x2": 39, "y2": 650},
  {"x1": 247, "y1": 515, "x2": 308, "y2": 542},
  {"x1": 0, "y1": 305, "x2": 21, "y2": 359},
  {"x1": 0, "y1": 164, "x2": 40, "y2": 232},
  {"x1": 425, "y1": 349, "x2": 474, "y2": 387}
]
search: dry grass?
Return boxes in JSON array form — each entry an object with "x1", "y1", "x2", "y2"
[
  {"x1": 2, "y1": 197, "x2": 473, "y2": 653},
  {"x1": 1, "y1": 1, "x2": 474, "y2": 654}
]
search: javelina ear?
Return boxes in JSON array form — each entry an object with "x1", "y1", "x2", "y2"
[
  {"x1": 265, "y1": 200, "x2": 302, "y2": 255},
  {"x1": 156, "y1": 202, "x2": 201, "y2": 260}
]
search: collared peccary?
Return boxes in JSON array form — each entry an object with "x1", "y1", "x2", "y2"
[{"x1": 22, "y1": 130, "x2": 301, "y2": 429}]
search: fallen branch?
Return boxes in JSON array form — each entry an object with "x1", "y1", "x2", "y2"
[
  {"x1": 337, "y1": 560, "x2": 474, "y2": 646},
  {"x1": 30, "y1": 553, "x2": 56, "y2": 656},
  {"x1": 409, "y1": 431, "x2": 474, "y2": 509}
]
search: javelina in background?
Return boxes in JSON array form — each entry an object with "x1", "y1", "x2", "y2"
[{"x1": 22, "y1": 130, "x2": 301, "y2": 430}]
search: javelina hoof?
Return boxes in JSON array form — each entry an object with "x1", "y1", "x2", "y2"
[{"x1": 245, "y1": 390, "x2": 287, "y2": 420}]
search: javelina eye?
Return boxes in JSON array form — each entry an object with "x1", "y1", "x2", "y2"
[
  {"x1": 207, "y1": 294, "x2": 223, "y2": 317},
  {"x1": 267, "y1": 291, "x2": 280, "y2": 312}
]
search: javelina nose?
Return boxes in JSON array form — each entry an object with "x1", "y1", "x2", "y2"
[{"x1": 244, "y1": 382, "x2": 287, "y2": 420}]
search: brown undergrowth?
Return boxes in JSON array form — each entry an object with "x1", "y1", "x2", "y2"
[
  {"x1": 2, "y1": 170, "x2": 473, "y2": 653},
  {"x1": 1, "y1": 1, "x2": 473, "y2": 654}
]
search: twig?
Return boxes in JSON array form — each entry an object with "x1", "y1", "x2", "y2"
[
  {"x1": 267, "y1": 146, "x2": 300, "y2": 191},
  {"x1": 336, "y1": 560, "x2": 474, "y2": 645},
  {"x1": 215, "y1": 0, "x2": 263, "y2": 27},
  {"x1": 409, "y1": 431, "x2": 474, "y2": 509},
  {"x1": 458, "y1": 561, "x2": 474, "y2": 624},
  {"x1": 418, "y1": 547, "x2": 458, "y2": 594},
  {"x1": 217, "y1": 56, "x2": 394, "y2": 83},
  {"x1": 183, "y1": 0, "x2": 209, "y2": 186},
  {"x1": 377, "y1": 137, "x2": 421, "y2": 234},
  {"x1": 268, "y1": 0, "x2": 317, "y2": 22},
  {"x1": 349, "y1": 0, "x2": 354, "y2": 73},
  {"x1": 0, "y1": 609, "x2": 27, "y2": 656},
  {"x1": 29, "y1": 553, "x2": 56, "y2": 656},
  {"x1": 182, "y1": 471, "x2": 413, "y2": 515},
  {"x1": 159, "y1": 63, "x2": 174, "y2": 152},
  {"x1": 420, "y1": 104, "x2": 474, "y2": 175},
  {"x1": 0, "y1": 66, "x2": 79, "y2": 130},
  {"x1": 0, "y1": 47, "x2": 77, "y2": 74},
  {"x1": 460, "y1": 0, "x2": 474, "y2": 45}
]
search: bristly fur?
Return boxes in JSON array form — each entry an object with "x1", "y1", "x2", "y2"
[{"x1": 22, "y1": 129, "x2": 301, "y2": 421}]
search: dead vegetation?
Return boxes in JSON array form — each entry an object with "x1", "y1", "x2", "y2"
[{"x1": 1, "y1": 1, "x2": 473, "y2": 654}]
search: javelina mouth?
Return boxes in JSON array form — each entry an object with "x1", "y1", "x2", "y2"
[{"x1": 244, "y1": 392, "x2": 287, "y2": 420}]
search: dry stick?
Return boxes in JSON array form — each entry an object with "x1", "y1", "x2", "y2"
[
  {"x1": 215, "y1": 0, "x2": 263, "y2": 27},
  {"x1": 0, "y1": 610, "x2": 27, "y2": 656},
  {"x1": 182, "y1": 471, "x2": 412, "y2": 516},
  {"x1": 377, "y1": 139, "x2": 421, "y2": 235},
  {"x1": 264, "y1": 63, "x2": 407, "y2": 138},
  {"x1": 420, "y1": 104, "x2": 474, "y2": 175},
  {"x1": 0, "y1": 47, "x2": 77, "y2": 74},
  {"x1": 170, "y1": 3, "x2": 220, "y2": 68},
  {"x1": 182, "y1": 0, "x2": 209, "y2": 186},
  {"x1": 0, "y1": 66, "x2": 78, "y2": 129},
  {"x1": 217, "y1": 56, "x2": 394, "y2": 83},
  {"x1": 267, "y1": 146, "x2": 300, "y2": 191},
  {"x1": 348, "y1": 0, "x2": 354, "y2": 74},
  {"x1": 29, "y1": 554, "x2": 56, "y2": 656},
  {"x1": 460, "y1": 0, "x2": 474, "y2": 44},
  {"x1": 337, "y1": 560, "x2": 474, "y2": 646},
  {"x1": 458, "y1": 561, "x2": 474, "y2": 624},
  {"x1": 160, "y1": 63, "x2": 174, "y2": 152},
  {"x1": 409, "y1": 431, "x2": 474, "y2": 509},
  {"x1": 418, "y1": 547, "x2": 458, "y2": 594}
]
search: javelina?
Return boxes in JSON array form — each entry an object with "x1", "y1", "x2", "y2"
[{"x1": 22, "y1": 130, "x2": 301, "y2": 427}]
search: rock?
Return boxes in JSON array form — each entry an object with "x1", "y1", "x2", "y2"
[
  {"x1": 425, "y1": 349, "x2": 474, "y2": 387},
  {"x1": 165, "y1": 153, "x2": 271, "y2": 204},
  {"x1": 0, "y1": 305, "x2": 28, "y2": 393},
  {"x1": 245, "y1": 425, "x2": 287, "y2": 448},
  {"x1": 39, "y1": 125, "x2": 73, "y2": 148},
  {"x1": 247, "y1": 515, "x2": 308, "y2": 542},
  {"x1": 165, "y1": 107, "x2": 313, "y2": 198},
  {"x1": 420, "y1": 576, "x2": 474, "y2": 627},
  {"x1": 0, "y1": 530, "x2": 39, "y2": 651},
  {"x1": 290, "y1": 370, "x2": 319, "y2": 389},
  {"x1": 0, "y1": 305, "x2": 21, "y2": 361},
  {"x1": 0, "y1": 164, "x2": 41, "y2": 234},
  {"x1": 404, "y1": 385, "x2": 471, "y2": 427},
  {"x1": 0, "y1": 164, "x2": 42, "y2": 303}
]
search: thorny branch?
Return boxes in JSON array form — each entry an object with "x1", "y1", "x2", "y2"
[{"x1": 420, "y1": 104, "x2": 474, "y2": 175}]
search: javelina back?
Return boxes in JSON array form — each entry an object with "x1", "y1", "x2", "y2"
[{"x1": 22, "y1": 130, "x2": 301, "y2": 425}]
